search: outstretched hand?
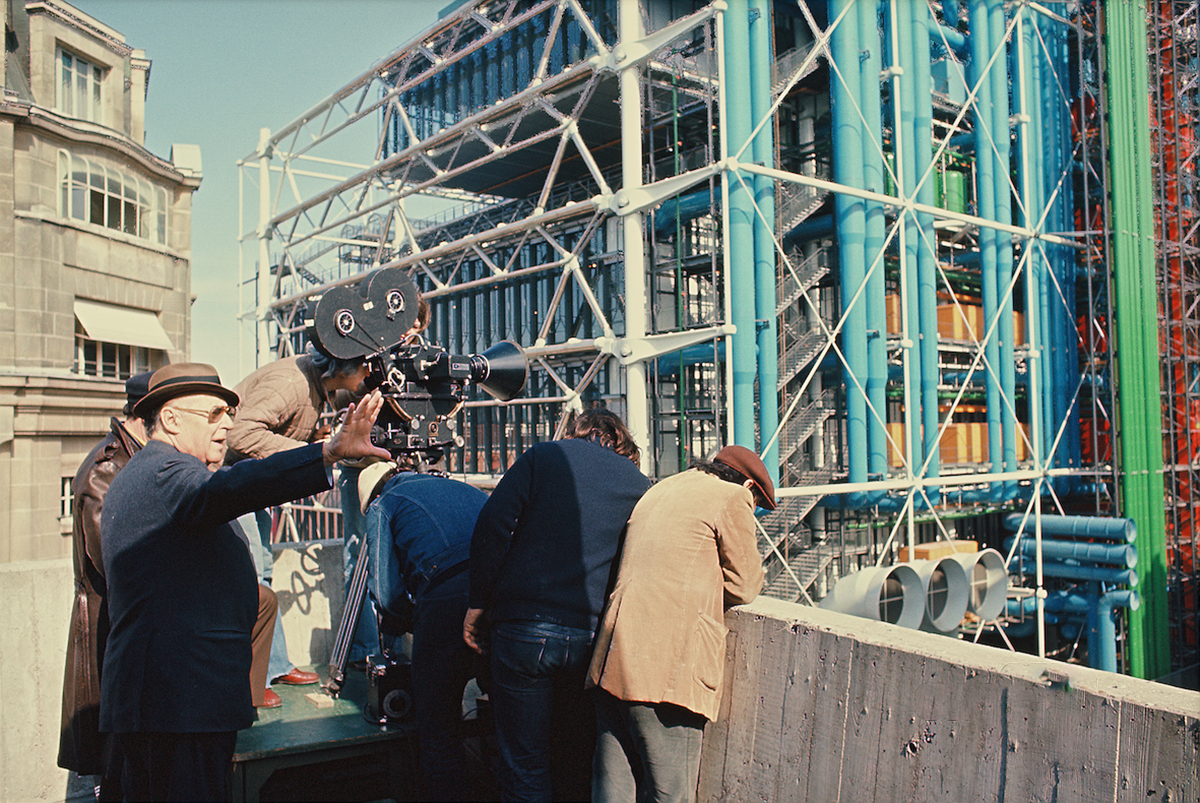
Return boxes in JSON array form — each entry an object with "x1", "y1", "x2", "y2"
[{"x1": 322, "y1": 390, "x2": 392, "y2": 466}]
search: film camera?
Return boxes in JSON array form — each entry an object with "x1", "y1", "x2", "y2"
[
  {"x1": 306, "y1": 266, "x2": 528, "y2": 459},
  {"x1": 364, "y1": 653, "x2": 413, "y2": 725}
]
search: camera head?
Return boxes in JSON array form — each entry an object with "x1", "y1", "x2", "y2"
[{"x1": 306, "y1": 268, "x2": 528, "y2": 459}]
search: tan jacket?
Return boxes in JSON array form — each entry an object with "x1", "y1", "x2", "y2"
[
  {"x1": 226, "y1": 355, "x2": 328, "y2": 462},
  {"x1": 587, "y1": 469, "x2": 764, "y2": 721}
]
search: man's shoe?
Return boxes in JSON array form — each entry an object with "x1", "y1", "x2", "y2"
[
  {"x1": 272, "y1": 667, "x2": 319, "y2": 686},
  {"x1": 257, "y1": 689, "x2": 283, "y2": 708}
]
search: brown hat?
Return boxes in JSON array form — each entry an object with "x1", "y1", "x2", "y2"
[
  {"x1": 713, "y1": 444, "x2": 777, "y2": 510},
  {"x1": 133, "y1": 362, "x2": 240, "y2": 417}
]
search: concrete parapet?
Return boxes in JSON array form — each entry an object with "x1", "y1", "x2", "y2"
[{"x1": 700, "y1": 597, "x2": 1199, "y2": 803}]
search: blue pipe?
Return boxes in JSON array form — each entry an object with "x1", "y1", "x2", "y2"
[
  {"x1": 989, "y1": 0, "x2": 1017, "y2": 499},
  {"x1": 749, "y1": 0, "x2": 779, "y2": 486},
  {"x1": 928, "y1": 19, "x2": 968, "y2": 56},
  {"x1": 655, "y1": 190, "x2": 717, "y2": 236},
  {"x1": 1003, "y1": 513, "x2": 1137, "y2": 543},
  {"x1": 967, "y1": 2, "x2": 1002, "y2": 495},
  {"x1": 785, "y1": 214, "x2": 836, "y2": 242},
  {"x1": 1025, "y1": 559, "x2": 1138, "y2": 587},
  {"x1": 891, "y1": 0, "x2": 926, "y2": 478},
  {"x1": 1003, "y1": 536, "x2": 1138, "y2": 568},
  {"x1": 1043, "y1": 14, "x2": 1081, "y2": 488},
  {"x1": 724, "y1": 0, "x2": 758, "y2": 451},
  {"x1": 940, "y1": 0, "x2": 963, "y2": 29},
  {"x1": 1018, "y1": 10, "x2": 1053, "y2": 487},
  {"x1": 1006, "y1": 589, "x2": 1139, "y2": 672},
  {"x1": 829, "y1": 0, "x2": 869, "y2": 492},
  {"x1": 912, "y1": 1, "x2": 942, "y2": 503},
  {"x1": 859, "y1": 0, "x2": 888, "y2": 497},
  {"x1": 1092, "y1": 589, "x2": 1139, "y2": 672}
]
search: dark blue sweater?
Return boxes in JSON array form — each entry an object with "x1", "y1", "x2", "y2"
[{"x1": 469, "y1": 438, "x2": 652, "y2": 632}]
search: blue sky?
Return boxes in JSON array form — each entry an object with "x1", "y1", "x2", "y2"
[{"x1": 72, "y1": 0, "x2": 450, "y2": 384}]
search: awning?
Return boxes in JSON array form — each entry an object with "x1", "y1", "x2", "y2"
[{"x1": 74, "y1": 299, "x2": 175, "y2": 351}]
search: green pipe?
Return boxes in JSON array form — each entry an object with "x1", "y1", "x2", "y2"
[{"x1": 1103, "y1": 0, "x2": 1169, "y2": 679}]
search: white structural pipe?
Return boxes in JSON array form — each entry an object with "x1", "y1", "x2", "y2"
[
  {"x1": 618, "y1": 0, "x2": 650, "y2": 469},
  {"x1": 256, "y1": 127, "x2": 273, "y2": 367}
]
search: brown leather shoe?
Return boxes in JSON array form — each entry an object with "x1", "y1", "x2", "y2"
[
  {"x1": 257, "y1": 688, "x2": 283, "y2": 708},
  {"x1": 272, "y1": 667, "x2": 319, "y2": 686}
]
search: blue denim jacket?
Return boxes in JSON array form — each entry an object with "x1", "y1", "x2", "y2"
[{"x1": 366, "y1": 471, "x2": 488, "y2": 617}]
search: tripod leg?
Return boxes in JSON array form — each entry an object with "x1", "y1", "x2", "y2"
[{"x1": 325, "y1": 544, "x2": 373, "y2": 696}]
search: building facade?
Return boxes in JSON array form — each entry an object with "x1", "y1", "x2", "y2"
[{"x1": 0, "y1": 0, "x2": 200, "y2": 562}]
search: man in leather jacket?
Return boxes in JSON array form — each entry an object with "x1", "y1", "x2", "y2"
[{"x1": 57, "y1": 372, "x2": 152, "y2": 801}]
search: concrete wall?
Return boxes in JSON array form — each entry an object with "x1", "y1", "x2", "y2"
[
  {"x1": 0, "y1": 542, "x2": 342, "y2": 803},
  {"x1": 701, "y1": 597, "x2": 1200, "y2": 803}
]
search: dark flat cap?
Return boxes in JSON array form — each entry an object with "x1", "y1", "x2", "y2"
[
  {"x1": 713, "y1": 444, "x2": 777, "y2": 510},
  {"x1": 124, "y1": 371, "x2": 155, "y2": 406}
]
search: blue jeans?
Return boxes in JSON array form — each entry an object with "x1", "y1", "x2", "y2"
[
  {"x1": 239, "y1": 510, "x2": 293, "y2": 684},
  {"x1": 409, "y1": 571, "x2": 476, "y2": 801},
  {"x1": 339, "y1": 466, "x2": 380, "y2": 662},
  {"x1": 592, "y1": 689, "x2": 706, "y2": 803},
  {"x1": 490, "y1": 620, "x2": 596, "y2": 802}
]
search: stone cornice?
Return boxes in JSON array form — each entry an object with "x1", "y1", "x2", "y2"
[
  {"x1": 24, "y1": 0, "x2": 134, "y2": 59},
  {"x1": 0, "y1": 100, "x2": 202, "y2": 189}
]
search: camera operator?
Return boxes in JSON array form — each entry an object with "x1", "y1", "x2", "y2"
[
  {"x1": 359, "y1": 451, "x2": 486, "y2": 801},
  {"x1": 225, "y1": 345, "x2": 370, "y2": 698},
  {"x1": 99, "y1": 363, "x2": 389, "y2": 801}
]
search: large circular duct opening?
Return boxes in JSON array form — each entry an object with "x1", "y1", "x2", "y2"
[{"x1": 879, "y1": 575, "x2": 907, "y2": 624}]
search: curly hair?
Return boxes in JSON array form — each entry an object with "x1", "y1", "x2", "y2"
[
  {"x1": 692, "y1": 458, "x2": 749, "y2": 487},
  {"x1": 565, "y1": 408, "x2": 640, "y2": 463}
]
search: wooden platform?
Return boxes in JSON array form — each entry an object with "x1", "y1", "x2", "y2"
[{"x1": 230, "y1": 667, "x2": 418, "y2": 803}]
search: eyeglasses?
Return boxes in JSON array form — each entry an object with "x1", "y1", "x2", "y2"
[{"x1": 170, "y1": 405, "x2": 236, "y2": 424}]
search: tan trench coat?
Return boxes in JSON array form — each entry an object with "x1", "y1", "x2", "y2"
[{"x1": 587, "y1": 469, "x2": 764, "y2": 721}]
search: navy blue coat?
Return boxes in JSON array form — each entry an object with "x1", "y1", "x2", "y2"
[
  {"x1": 99, "y1": 439, "x2": 331, "y2": 734},
  {"x1": 469, "y1": 439, "x2": 652, "y2": 632}
]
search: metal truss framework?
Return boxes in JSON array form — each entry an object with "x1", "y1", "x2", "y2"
[{"x1": 237, "y1": 0, "x2": 1198, "y2": 676}]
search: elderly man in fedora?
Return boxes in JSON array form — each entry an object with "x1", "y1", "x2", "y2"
[
  {"x1": 99, "y1": 363, "x2": 389, "y2": 802},
  {"x1": 586, "y1": 444, "x2": 772, "y2": 803}
]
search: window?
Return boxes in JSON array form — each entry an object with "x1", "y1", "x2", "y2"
[
  {"x1": 56, "y1": 48, "x2": 104, "y2": 124},
  {"x1": 60, "y1": 475, "x2": 74, "y2": 531},
  {"x1": 74, "y1": 327, "x2": 159, "y2": 379},
  {"x1": 72, "y1": 300, "x2": 173, "y2": 379},
  {"x1": 58, "y1": 150, "x2": 167, "y2": 244}
]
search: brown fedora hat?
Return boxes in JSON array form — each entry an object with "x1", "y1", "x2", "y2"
[
  {"x1": 713, "y1": 444, "x2": 777, "y2": 510},
  {"x1": 133, "y1": 363, "x2": 240, "y2": 417}
]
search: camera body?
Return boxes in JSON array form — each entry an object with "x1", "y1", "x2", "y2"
[
  {"x1": 365, "y1": 653, "x2": 413, "y2": 725},
  {"x1": 306, "y1": 267, "x2": 528, "y2": 460}
]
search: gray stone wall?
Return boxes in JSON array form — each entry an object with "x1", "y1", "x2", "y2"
[{"x1": 700, "y1": 597, "x2": 1199, "y2": 803}]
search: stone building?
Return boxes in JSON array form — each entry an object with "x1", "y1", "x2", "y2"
[{"x1": 0, "y1": 0, "x2": 200, "y2": 562}]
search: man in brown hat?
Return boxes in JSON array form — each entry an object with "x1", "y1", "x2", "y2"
[
  {"x1": 98, "y1": 363, "x2": 389, "y2": 801},
  {"x1": 586, "y1": 444, "x2": 772, "y2": 803},
  {"x1": 57, "y1": 371, "x2": 152, "y2": 801}
]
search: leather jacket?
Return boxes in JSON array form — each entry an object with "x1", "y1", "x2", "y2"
[{"x1": 57, "y1": 418, "x2": 141, "y2": 773}]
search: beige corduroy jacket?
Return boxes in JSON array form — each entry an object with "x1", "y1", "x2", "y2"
[{"x1": 587, "y1": 469, "x2": 764, "y2": 721}]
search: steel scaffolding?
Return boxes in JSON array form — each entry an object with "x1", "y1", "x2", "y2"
[{"x1": 237, "y1": 0, "x2": 1199, "y2": 679}]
